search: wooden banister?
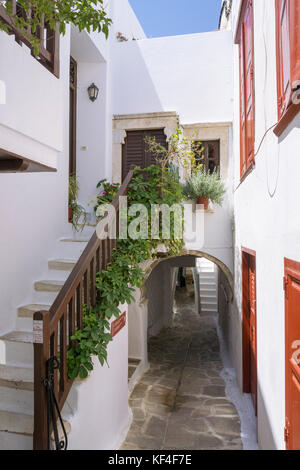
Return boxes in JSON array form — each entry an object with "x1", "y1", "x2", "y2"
[{"x1": 33, "y1": 168, "x2": 135, "y2": 450}]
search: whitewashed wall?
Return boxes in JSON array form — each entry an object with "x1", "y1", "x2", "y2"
[
  {"x1": 227, "y1": 0, "x2": 300, "y2": 450},
  {"x1": 64, "y1": 305, "x2": 130, "y2": 450},
  {"x1": 112, "y1": 30, "x2": 233, "y2": 124},
  {"x1": 0, "y1": 1, "x2": 147, "y2": 335}
]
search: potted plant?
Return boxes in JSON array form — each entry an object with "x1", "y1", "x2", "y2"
[
  {"x1": 69, "y1": 175, "x2": 87, "y2": 231},
  {"x1": 183, "y1": 168, "x2": 226, "y2": 209}
]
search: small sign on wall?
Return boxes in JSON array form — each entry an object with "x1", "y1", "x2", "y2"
[{"x1": 111, "y1": 312, "x2": 126, "y2": 337}]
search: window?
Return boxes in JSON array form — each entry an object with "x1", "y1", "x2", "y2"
[
  {"x1": 122, "y1": 129, "x2": 168, "y2": 181},
  {"x1": 0, "y1": 0, "x2": 59, "y2": 77},
  {"x1": 235, "y1": 0, "x2": 255, "y2": 179},
  {"x1": 193, "y1": 140, "x2": 220, "y2": 174},
  {"x1": 274, "y1": 0, "x2": 300, "y2": 136}
]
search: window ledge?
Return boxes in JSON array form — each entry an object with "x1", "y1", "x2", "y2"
[{"x1": 274, "y1": 102, "x2": 300, "y2": 137}]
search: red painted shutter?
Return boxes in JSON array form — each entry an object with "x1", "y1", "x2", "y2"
[
  {"x1": 239, "y1": 30, "x2": 247, "y2": 177},
  {"x1": 276, "y1": 0, "x2": 292, "y2": 118},
  {"x1": 290, "y1": 0, "x2": 300, "y2": 86},
  {"x1": 237, "y1": 0, "x2": 255, "y2": 177},
  {"x1": 243, "y1": 0, "x2": 255, "y2": 168},
  {"x1": 285, "y1": 259, "x2": 300, "y2": 450}
]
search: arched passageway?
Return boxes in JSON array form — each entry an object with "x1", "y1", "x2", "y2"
[{"x1": 123, "y1": 254, "x2": 247, "y2": 450}]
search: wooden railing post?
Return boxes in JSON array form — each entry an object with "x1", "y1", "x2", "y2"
[{"x1": 33, "y1": 310, "x2": 50, "y2": 450}]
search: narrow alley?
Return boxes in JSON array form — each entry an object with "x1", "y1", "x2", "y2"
[{"x1": 122, "y1": 291, "x2": 244, "y2": 450}]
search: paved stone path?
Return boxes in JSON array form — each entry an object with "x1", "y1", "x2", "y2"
[{"x1": 121, "y1": 291, "x2": 243, "y2": 450}]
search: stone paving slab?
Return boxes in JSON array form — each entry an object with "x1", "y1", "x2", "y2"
[{"x1": 121, "y1": 291, "x2": 243, "y2": 451}]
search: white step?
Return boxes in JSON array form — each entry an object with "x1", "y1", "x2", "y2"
[
  {"x1": 33, "y1": 280, "x2": 64, "y2": 303},
  {"x1": 48, "y1": 259, "x2": 76, "y2": 271},
  {"x1": 0, "y1": 386, "x2": 33, "y2": 414},
  {"x1": 0, "y1": 331, "x2": 33, "y2": 366},
  {"x1": 0, "y1": 410, "x2": 33, "y2": 435},
  {"x1": 200, "y1": 282, "x2": 217, "y2": 289},
  {"x1": 34, "y1": 280, "x2": 64, "y2": 293},
  {"x1": 0, "y1": 410, "x2": 71, "y2": 450},
  {"x1": 200, "y1": 287, "x2": 217, "y2": 295},
  {"x1": 59, "y1": 238, "x2": 89, "y2": 259},
  {"x1": 201, "y1": 295, "x2": 218, "y2": 303},
  {"x1": 0, "y1": 364, "x2": 33, "y2": 391},
  {"x1": 0, "y1": 430, "x2": 32, "y2": 450},
  {"x1": 16, "y1": 304, "x2": 50, "y2": 331},
  {"x1": 198, "y1": 273, "x2": 216, "y2": 280}
]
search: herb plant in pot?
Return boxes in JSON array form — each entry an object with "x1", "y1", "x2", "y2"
[{"x1": 183, "y1": 168, "x2": 226, "y2": 209}]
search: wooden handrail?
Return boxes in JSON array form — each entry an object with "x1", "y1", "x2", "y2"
[{"x1": 33, "y1": 168, "x2": 135, "y2": 450}]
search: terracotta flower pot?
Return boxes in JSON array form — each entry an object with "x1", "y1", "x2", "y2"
[
  {"x1": 68, "y1": 207, "x2": 73, "y2": 223},
  {"x1": 197, "y1": 196, "x2": 209, "y2": 210}
]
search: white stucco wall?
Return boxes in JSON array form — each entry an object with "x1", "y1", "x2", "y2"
[
  {"x1": 64, "y1": 305, "x2": 130, "y2": 450},
  {"x1": 228, "y1": 0, "x2": 300, "y2": 450}
]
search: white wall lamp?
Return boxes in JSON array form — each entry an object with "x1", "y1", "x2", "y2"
[{"x1": 88, "y1": 83, "x2": 99, "y2": 102}]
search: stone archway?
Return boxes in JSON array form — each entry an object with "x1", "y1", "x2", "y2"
[
  {"x1": 140, "y1": 250, "x2": 234, "y2": 304},
  {"x1": 127, "y1": 250, "x2": 234, "y2": 389}
]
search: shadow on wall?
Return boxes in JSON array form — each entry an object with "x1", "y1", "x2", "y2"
[{"x1": 113, "y1": 41, "x2": 165, "y2": 115}]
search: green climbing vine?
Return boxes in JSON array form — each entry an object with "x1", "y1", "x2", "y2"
[{"x1": 67, "y1": 165, "x2": 184, "y2": 379}]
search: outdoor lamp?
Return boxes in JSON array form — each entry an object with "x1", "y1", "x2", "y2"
[{"x1": 88, "y1": 83, "x2": 99, "y2": 102}]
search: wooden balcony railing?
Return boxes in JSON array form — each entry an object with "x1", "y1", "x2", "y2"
[
  {"x1": 0, "y1": 0, "x2": 59, "y2": 76},
  {"x1": 33, "y1": 168, "x2": 135, "y2": 450}
]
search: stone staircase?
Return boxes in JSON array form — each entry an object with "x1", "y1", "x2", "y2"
[
  {"x1": 0, "y1": 235, "x2": 90, "y2": 450},
  {"x1": 196, "y1": 258, "x2": 218, "y2": 315}
]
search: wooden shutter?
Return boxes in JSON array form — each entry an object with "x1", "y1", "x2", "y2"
[
  {"x1": 145, "y1": 129, "x2": 168, "y2": 166},
  {"x1": 239, "y1": 29, "x2": 247, "y2": 176},
  {"x1": 122, "y1": 131, "x2": 144, "y2": 181},
  {"x1": 237, "y1": 0, "x2": 255, "y2": 178},
  {"x1": 122, "y1": 129, "x2": 167, "y2": 181},
  {"x1": 285, "y1": 258, "x2": 300, "y2": 450},
  {"x1": 276, "y1": 0, "x2": 292, "y2": 118},
  {"x1": 289, "y1": 0, "x2": 300, "y2": 87},
  {"x1": 244, "y1": 0, "x2": 255, "y2": 168}
]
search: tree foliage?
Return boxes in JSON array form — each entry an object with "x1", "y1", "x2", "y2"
[{"x1": 0, "y1": 0, "x2": 112, "y2": 54}]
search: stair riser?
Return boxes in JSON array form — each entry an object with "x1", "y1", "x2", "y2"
[
  {"x1": 31, "y1": 290, "x2": 60, "y2": 305},
  {"x1": 0, "y1": 432, "x2": 32, "y2": 450},
  {"x1": 16, "y1": 317, "x2": 33, "y2": 331},
  {"x1": 201, "y1": 297, "x2": 218, "y2": 303},
  {"x1": 198, "y1": 274, "x2": 216, "y2": 280},
  {"x1": 0, "y1": 386, "x2": 33, "y2": 414},
  {"x1": 200, "y1": 289, "x2": 217, "y2": 296},
  {"x1": 201, "y1": 301, "x2": 218, "y2": 310},
  {"x1": 45, "y1": 269, "x2": 72, "y2": 282},
  {"x1": 0, "y1": 340, "x2": 33, "y2": 366},
  {"x1": 58, "y1": 241, "x2": 88, "y2": 259}
]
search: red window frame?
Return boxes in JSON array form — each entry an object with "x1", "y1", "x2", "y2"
[
  {"x1": 235, "y1": 0, "x2": 255, "y2": 179},
  {"x1": 274, "y1": 0, "x2": 300, "y2": 136}
]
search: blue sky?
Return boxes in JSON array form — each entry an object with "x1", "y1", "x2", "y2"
[{"x1": 129, "y1": 0, "x2": 222, "y2": 38}]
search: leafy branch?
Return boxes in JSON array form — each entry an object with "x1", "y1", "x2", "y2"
[
  {"x1": 67, "y1": 165, "x2": 184, "y2": 379},
  {"x1": 0, "y1": 0, "x2": 112, "y2": 55}
]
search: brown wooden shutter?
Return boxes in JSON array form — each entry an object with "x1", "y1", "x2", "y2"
[{"x1": 122, "y1": 129, "x2": 167, "y2": 181}]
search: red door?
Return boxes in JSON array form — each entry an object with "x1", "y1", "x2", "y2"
[
  {"x1": 285, "y1": 258, "x2": 300, "y2": 450},
  {"x1": 242, "y1": 248, "x2": 257, "y2": 414}
]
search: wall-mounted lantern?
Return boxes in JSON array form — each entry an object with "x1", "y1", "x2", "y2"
[{"x1": 88, "y1": 83, "x2": 99, "y2": 102}]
